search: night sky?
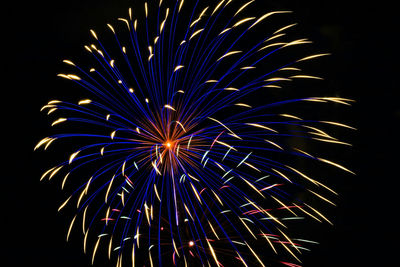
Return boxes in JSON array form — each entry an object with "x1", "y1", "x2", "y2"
[{"x1": 4, "y1": 0, "x2": 398, "y2": 266}]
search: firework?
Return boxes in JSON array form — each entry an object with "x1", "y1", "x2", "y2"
[{"x1": 36, "y1": 0, "x2": 354, "y2": 266}]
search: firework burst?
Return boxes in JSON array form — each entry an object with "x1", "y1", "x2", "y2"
[{"x1": 36, "y1": 0, "x2": 354, "y2": 266}]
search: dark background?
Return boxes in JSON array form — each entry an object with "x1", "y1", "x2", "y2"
[{"x1": 4, "y1": 0, "x2": 398, "y2": 266}]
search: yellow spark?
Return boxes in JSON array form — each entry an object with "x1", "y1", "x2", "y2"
[
  {"x1": 224, "y1": 87, "x2": 239, "y2": 91},
  {"x1": 40, "y1": 166, "x2": 56, "y2": 181},
  {"x1": 217, "y1": 50, "x2": 242, "y2": 61},
  {"x1": 92, "y1": 237, "x2": 101, "y2": 265},
  {"x1": 51, "y1": 118, "x2": 67, "y2": 126},
  {"x1": 206, "y1": 239, "x2": 219, "y2": 266},
  {"x1": 245, "y1": 197, "x2": 286, "y2": 227},
  {"x1": 63, "y1": 60, "x2": 75, "y2": 66},
  {"x1": 235, "y1": 103, "x2": 252, "y2": 108},
  {"x1": 209, "y1": 117, "x2": 240, "y2": 139},
  {"x1": 207, "y1": 220, "x2": 220, "y2": 239},
  {"x1": 152, "y1": 161, "x2": 161, "y2": 175},
  {"x1": 120, "y1": 161, "x2": 127, "y2": 177},
  {"x1": 284, "y1": 165, "x2": 318, "y2": 185},
  {"x1": 105, "y1": 175, "x2": 115, "y2": 203},
  {"x1": 47, "y1": 108, "x2": 57, "y2": 115},
  {"x1": 108, "y1": 236, "x2": 113, "y2": 259},
  {"x1": 308, "y1": 189, "x2": 336, "y2": 206},
  {"x1": 317, "y1": 157, "x2": 355, "y2": 175},
  {"x1": 283, "y1": 39, "x2": 312, "y2": 48},
  {"x1": 187, "y1": 173, "x2": 200, "y2": 182},
  {"x1": 239, "y1": 217, "x2": 257, "y2": 239},
  {"x1": 131, "y1": 242, "x2": 135, "y2": 267},
  {"x1": 90, "y1": 29, "x2": 98, "y2": 40},
  {"x1": 178, "y1": 0, "x2": 184, "y2": 12},
  {"x1": 172, "y1": 120, "x2": 185, "y2": 131},
  {"x1": 272, "y1": 168, "x2": 292, "y2": 183},
  {"x1": 107, "y1": 23, "x2": 115, "y2": 34},
  {"x1": 312, "y1": 137, "x2": 352, "y2": 146},
  {"x1": 219, "y1": 28, "x2": 231, "y2": 35},
  {"x1": 280, "y1": 67, "x2": 301, "y2": 71},
  {"x1": 189, "y1": 29, "x2": 204, "y2": 40},
  {"x1": 245, "y1": 242, "x2": 265, "y2": 267},
  {"x1": 278, "y1": 228, "x2": 300, "y2": 253},
  {"x1": 160, "y1": 20, "x2": 166, "y2": 33},
  {"x1": 294, "y1": 203, "x2": 322, "y2": 223},
  {"x1": 82, "y1": 205, "x2": 88, "y2": 234},
  {"x1": 58, "y1": 195, "x2": 72, "y2": 212},
  {"x1": 261, "y1": 230, "x2": 277, "y2": 254},
  {"x1": 172, "y1": 238, "x2": 179, "y2": 256},
  {"x1": 61, "y1": 173, "x2": 70, "y2": 190},
  {"x1": 245, "y1": 162, "x2": 261, "y2": 172},
  {"x1": 44, "y1": 138, "x2": 57, "y2": 150},
  {"x1": 84, "y1": 45, "x2": 92, "y2": 53},
  {"x1": 290, "y1": 75, "x2": 323, "y2": 80},
  {"x1": 184, "y1": 204, "x2": 194, "y2": 221},
  {"x1": 174, "y1": 65, "x2": 184, "y2": 72},
  {"x1": 304, "y1": 203, "x2": 333, "y2": 225},
  {"x1": 234, "y1": 0, "x2": 255, "y2": 16},
  {"x1": 303, "y1": 125, "x2": 336, "y2": 139},
  {"x1": 154, "y1": 184, "x2": 161, "y2": 202},
  {"x1": 320, "y1": 121, "x2": 357, "y2": 130},
  {"x1": 241, "y1": 176, "x2": 264, "y2": 198},
  {"x1": 145, "y1": 202, "x2": 150, "y2": 225},
  {"x1": 211, "y1": 189, "x2": 223, "y2": 206},
  {"x1": 34, "y1": 137, "x2": 55, "y2": 151},
  {"x1": 258, "y1": 42, "x2": 286, "y2": 52},
  {"x1": 66, "y1": 215, "x2": 77, "y2": 241},
  {"x1": 280, "y1": 241, "x2": 302, "y2": 263},
  {"x1": 121, "y1": 191, "x2": 125, "y2": 206},
  {"x1": 246, "y1": 123, "x2": 278, "y2": 133},
  {"x1": 292, "y1": 147, "x2": 314, "y2": 158},
  {"x1": 264, "y1": 139, "x2": 283, "y2": 150},
  {"x1": 49, "y1": 165, "x2": 63, "y2": 180},
  {"x1": 111, "y1": 130, "x2": 116, "y2": 140},
  {"x1": 263, "y1": 84, "x2": 282, "y2": 88},
  {"x1": 280, "y1": 113, "x2": 302, "y2": 120},
  {"x1": 212, "y1": 0, "x2": 225, "y2": 16},
  {"x1": 69, "y1": 151, "x2": 80, "y2": 164},
  {"x1": 271, "y1": 195, "x2": 297, "y2": 216},
  {"x1": 241, "y1": 66, "x2": 255, "y2": 70},
  {"x1": 76, "y1": 184, "x2": 88, "y2": 208},
  {"x1": 205, "y1": 79, "x2": 218, "y2": 83},
  {"x1": 144, "y1": 2, "x2": 148, "y2": 17},
  {"x1": 149, "y1": 250, "x2": 154, "y2": 267},
  {"x1": 233, "y1": 17, "x2": 255, "y2": 28},
  {"x1": 249, "y1": 11, "x2": 292, "y2": 29},
  {"x1": 265, "y1": 77, "x2": 292, "y2": 82},
  {"x1": 83, "y1": 228, "x2": 89, "y2": 253},
  {"x1": 190, "y1": 182, "x2": 202, "y2": 205},
  {"x1": 297, "y1": 53, "x2": 331, "y2": 62},
  {"x1": 77, "y1": 99, "x2": 91, "y2": 105},
  {"x1": 273, "y1": 23, "x2": 298, "y2": 34}
]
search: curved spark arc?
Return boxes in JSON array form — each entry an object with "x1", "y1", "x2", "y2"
[{"x1": 37, "y1": 0, "x2": 354, "y2": 266}]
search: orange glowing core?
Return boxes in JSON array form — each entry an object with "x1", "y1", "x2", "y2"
[{"x1": 164, "y1": 141, "x2": 173, "y2": 149}]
